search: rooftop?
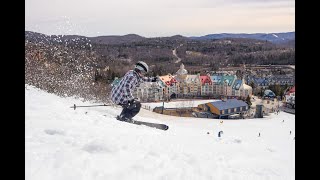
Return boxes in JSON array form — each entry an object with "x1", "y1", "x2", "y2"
[
  {"x1": 208, "y1": 99, "x2": 248, "y2": 110},
  {"x1": 232, "y1": 79, "x2": 242, "y2": 90},
  {"x1": 159, "y1": 74, "x2": 177, "y2": 86},
  {"x1": 200, "y1": 75, "x2": 212, "y2": 84}
]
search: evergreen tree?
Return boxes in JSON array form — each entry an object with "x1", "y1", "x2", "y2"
[
  {"x1": 246, "y1": 95, "x2": 252, "y2": 107},
  {"x1": 249, "y1": 81, "x2": 256, "y2": 94},
  {"x1": 111, "y1": 71, "x2": 116, "y2": 80}
]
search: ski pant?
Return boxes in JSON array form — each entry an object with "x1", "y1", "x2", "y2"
[{"x1": 119, "y1": 100, "x2": 141, "y2": 120}]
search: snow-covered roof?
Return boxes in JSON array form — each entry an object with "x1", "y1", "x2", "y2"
[{"x1": 208, "y1": 99, "x2": 248, "y2": 110}]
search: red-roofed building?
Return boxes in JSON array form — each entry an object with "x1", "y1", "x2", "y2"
[
  {"x1": 200, "y1": 75, "x2": 213, "y2": 96},
  {"x1": 159, "y1": 74, "x2": 178, "y2": 99},
  {"x1": 284, "y1": 86, "x2": 295, "y2": 109},
  {"x1": 286, "y1": 86, "x2": 295, "y2": 95}
]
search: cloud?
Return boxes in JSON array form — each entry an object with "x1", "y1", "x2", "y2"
[{"x1": 25, "y1": 0, "x2": 295, "y2": 37}]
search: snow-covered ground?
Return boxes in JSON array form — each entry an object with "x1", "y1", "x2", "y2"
[{"x1": 25, "y1": 85, "x2": 295, "y2": 180}]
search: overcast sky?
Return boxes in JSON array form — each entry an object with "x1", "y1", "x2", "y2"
[{"x1": 25, "y1": 0, "x2": 295, "y2": 37}]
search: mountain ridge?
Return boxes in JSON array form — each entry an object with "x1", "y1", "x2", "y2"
[
  {"x1": 25, "y1": 31, "x2": 294, "y2": 44},
  {"x1": 190, "y1": 32, "x2": 295, "y2": 44}
]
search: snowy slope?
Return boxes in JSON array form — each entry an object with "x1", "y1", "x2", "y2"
[{"x1": 25, "y1": 85, "x2": 295, "y2": 180}]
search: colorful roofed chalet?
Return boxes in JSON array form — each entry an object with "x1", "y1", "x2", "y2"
[
  {"x1": 286, "y1": 86, "x2": 295, "y2": 95},
  {"x1": 159, "y1": 74, "x2": 177, "y2": 86},
  {"x1": 211, "y1": 75, "x2": 236, "y2": 86},
  {"x1": 218, "y1": 75, "x2": 236, "y2": 86},
  {"x1": 200, "y1": 75, "x2": 212, "y2": 85},
  {"x1": 232, "y1": 79, "x2": 242, "y2": 90},
  {"x1": 210, "y1": 75, "x2": 222, "y2": 84}
]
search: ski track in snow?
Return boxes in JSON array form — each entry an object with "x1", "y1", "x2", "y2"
[{"x1": 25, "y1": 85, "x2": 295, "y2": 180}]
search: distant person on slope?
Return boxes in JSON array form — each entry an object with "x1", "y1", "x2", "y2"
[{"x1": 111, "y1": 61, "x2": 158, "y2": 121}]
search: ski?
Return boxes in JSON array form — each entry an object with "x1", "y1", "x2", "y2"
[{"x1": 116, "y1": 116, "x2": 169, "y2": 130}]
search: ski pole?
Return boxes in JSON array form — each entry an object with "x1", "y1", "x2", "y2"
[{"x1": 71, "y1": 104, "x2": 112, "y2": 110}]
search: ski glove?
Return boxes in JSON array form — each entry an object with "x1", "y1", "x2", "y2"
[
  {"x1": 128, "y1": 99, "x2": 135, "y2": 105},
  {"x1": 126, "y1": 99, "x2": 140, "y2": 109},
  {"x1": 128, "y1": 98, "x2": 139, "y2": 105}
]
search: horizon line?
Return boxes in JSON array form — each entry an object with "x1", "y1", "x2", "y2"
[{"x1": 25, "y1": 30, "x2": 295, "y2": 39}]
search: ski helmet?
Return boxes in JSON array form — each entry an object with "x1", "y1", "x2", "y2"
[{"x1": 135, "y1": 61, "x2": 149, "y2": 74}]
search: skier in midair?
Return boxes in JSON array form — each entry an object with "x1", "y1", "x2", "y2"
[{"x1": 111, "y1": 61, "x2": 158, "y2": 121}]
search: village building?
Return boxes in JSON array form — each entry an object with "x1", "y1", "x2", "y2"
[
  {"x1": 198, "y1": 99, "x2": 249, "y2": 119},
  {"x1": 159, "y1": 74, "x2": 178, "y2": 100},
  {"x1": 200, "y1": 74, "x2": 213, "y2": 96},
  {"x1": 111, "y1": 63, "x2": 253, "y2": 103},
  {"x1": 133, "y1": 82, "x2": 163, "y2": 102},
  {"x1": 174, "y1": 64, "x2": 201, "y2": 97}
]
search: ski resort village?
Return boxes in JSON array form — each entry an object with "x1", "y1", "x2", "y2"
[{"x1": 112, "y1": 64, "x2": 295, "y2": 119}]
